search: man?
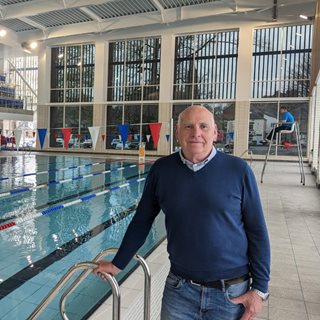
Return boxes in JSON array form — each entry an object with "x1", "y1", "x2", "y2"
[
  {"x1": 94, "y1": 105, "x2": 270, "y2": 320},
  {"x1": 264, "y1": 106, "x2": 295, "y2": 142}
]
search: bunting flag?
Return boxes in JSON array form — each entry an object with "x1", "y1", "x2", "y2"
[
  {"x1": 283, "y1": 142, "x2": 292, "y2": 150},
  {"x1": 88, "y1": 126, "x2": 100, "y2": 150},
  {"x1": 136, "y1": 134, "x2": 140, "y2": 142},
  {"x1": 32, "y1": 131, "x2": 36, "y2": 138},
  {"x1": 77, "y1": 133, "x2": 81, "y2": 142},
  {"x1": 117, "y1": 124, "x2": 129, "y2": 148},
  {"x1": 229, "y1": 132, "x2": 234, "y2": 140},
  {"x1": 61, "y1": 128, "x2": 72, "y2": 150},
  {"x1": 101, "y1": 134, "x2": 105, "y2": 142},
  {"x1": 165, "y1": 134, "x2": 170, "y2": 142},
  {"x1": 146, "y1": 134, "x2": 151, "y2": 142},
  {"x1": 37, "y1": 128, "x2": 47, "y2": 150},
  {"x1": 149, "y1": 122, "x2": 162, "y2": 149},
  {"x1": 13, "y1": 129, "x2": 22, "y2": 151}
]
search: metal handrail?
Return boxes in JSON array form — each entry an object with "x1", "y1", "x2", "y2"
[
  {"x1": 27, "y1": 262, "x2": 120, "y2": 320},
  {"x1": 27, "y1": 247, "x2": 151, "y2": 320},
  {"x1": 60, "y1": 247, "x2": 151, "y2": 320}
]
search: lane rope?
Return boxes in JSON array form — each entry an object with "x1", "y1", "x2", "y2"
[
  {"x1": 0, "y1": 176, "x2": 146, "y2": 232},
  {"x1": 0, "y1": 158, "x2": 125, "y2": 182},
  {"x1": 0, "y1": 163, "x2": 139, "y2": 199}
]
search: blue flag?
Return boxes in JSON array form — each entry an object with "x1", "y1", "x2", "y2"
[
  {"x1": 117, "y1": 124, "x2": 129, "y2": 148},
  {"x1": 37, "y1": 128, "x2": 47, "y2": 150}
]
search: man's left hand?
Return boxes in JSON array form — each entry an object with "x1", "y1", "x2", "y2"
[{"x1": 231, "y1": 290, "x2": 263, "y2": 320}]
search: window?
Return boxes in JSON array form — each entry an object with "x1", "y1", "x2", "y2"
[
  {"x1": 49, "y1": 105, "x2": 93, "y2": 149},
  {"x1": 106, "y1": 104, "x2": 159, "y2": 151},
  {"x1": 249, "y1": 102, "x2": 308, "y2": 156},
  {"x1": 252, "y1": 24, "x2": 312, "y2": 98},
  {"x1": 51, "y1": 44, "x2": 95, "y2": 102},
  {"x1": 173, "y1": 31, "x2": 238, "y2": 100},
  {"x1": 108, "y1": 37, "x2": 161, "y2": 102}
]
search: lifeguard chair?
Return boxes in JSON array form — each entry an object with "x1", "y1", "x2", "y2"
[{"x1": 260, "y1": 121, "x2": 305, "y2": 185}]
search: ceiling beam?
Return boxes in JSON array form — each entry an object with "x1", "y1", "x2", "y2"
[{"x1": 1, "y1": 0, "x2": 115, "y2": 19}]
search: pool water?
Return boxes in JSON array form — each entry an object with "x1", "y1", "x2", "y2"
[{"x1": 0, "y1": 154, "x2": 166, "y2": 319}]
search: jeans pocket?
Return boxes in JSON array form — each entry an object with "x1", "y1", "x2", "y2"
[
  {"x1": 165, "y1": 272, "x2": 183, "y2": 289},
  {"x1": 225, "y1": 279, "x2": 250, "y2": 304}
]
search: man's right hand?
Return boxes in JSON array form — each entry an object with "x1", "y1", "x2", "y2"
[{"x1": 93, "y1": 261, "x2": 121, "y2": 280}]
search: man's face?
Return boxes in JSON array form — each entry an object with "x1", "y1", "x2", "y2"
[{"x1": 176, "y1": 106, "x2": 217, "y2": 162}]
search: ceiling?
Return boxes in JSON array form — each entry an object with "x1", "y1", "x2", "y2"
[{"x1": 0, "y1": 0, "x2": 317, "y2": 53}]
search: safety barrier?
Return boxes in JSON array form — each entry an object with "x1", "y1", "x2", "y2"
[{"x1": 27, "y1": 248, "x2": 151, "y2": 320}]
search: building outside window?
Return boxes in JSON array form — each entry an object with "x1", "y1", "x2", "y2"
[{"x1": 173, "y1": 31, "x2": 238, "y2": 100}]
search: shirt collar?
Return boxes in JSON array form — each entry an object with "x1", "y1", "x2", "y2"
[{"x1": 179, "y1": 147, "x2": 217, "y2": 172}]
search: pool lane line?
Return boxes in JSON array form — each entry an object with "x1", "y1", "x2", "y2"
[
  {"x1": 0, "y1": 162, "x2": 140, "y2": 199},
  {"x1": 0, "y1": 158, "x2": 127, "y2": 182},
  {"x1": 0, "y1": 203, "x2": 139, "y2": 299},
  {"x1": 0, "y1": 176, "x2": 147, "y2": 232},
  {"x1": 0, "y1": 168, "x2": 151, "y2": 224}
]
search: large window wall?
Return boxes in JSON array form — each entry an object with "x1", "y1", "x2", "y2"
[
  {"x1": 107, "y1": 37, "x2": 161, "y2": 102},
  {"x1": 252, "y1": 24, "x2": 312, "y2": 98},
  {"x1": 51, "y1": 44, "x2": 95, "y2": 103},
  {"x1": 173, "y1": 31, "x2": 238, "y2": 100},
  {"x1": 250, "y1": 24, "x2": 312, "y2": 157},
  {"x1": 106, "y1": 37, "x2": 161, "y2": 152},
  {"x1": 50, "y1": 43, "x2": 95, "y2": 149}
]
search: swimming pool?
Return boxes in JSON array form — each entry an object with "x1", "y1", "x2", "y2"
[{"x1": 0, "y1": 154, "x2": 166, "y2": 319}]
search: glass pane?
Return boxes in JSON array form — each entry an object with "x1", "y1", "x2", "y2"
[
  {"x1": 51, "y1": 47, "x2": 65, "y2": 90},
  {"x1": 142, "y1": 104, "x2": 158, "y2": 123},
  {"x1": 50, "y1": 106, "x2": 64, "y2": 147},
  {"x1": 106, "y1": 105, "x2": 123, "y2": 149},
  {"x1": 124, "y1": 104, "x2": 141, "y2": 125},
  {"x1": 80, "y1": 105, "x2": 93, "y2": 149}
]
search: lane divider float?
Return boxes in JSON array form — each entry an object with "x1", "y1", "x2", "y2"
[
  {"x1": 0, "y1": 176, "x2": 147, "y2": 232},
  {"x1": 0, "y1": 163, "x2": 139, "y2": 199},
  {"x1": 0, "y1": 158, "x2": 126, "y2": 182}
]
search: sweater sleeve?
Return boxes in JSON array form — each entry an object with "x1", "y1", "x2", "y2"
[
  {"x1": 241, "y1": 165, "x2": 270, "y2": 292},
  {"x1": 112, "y1": 165, "x2": 161, "y2": 270}
]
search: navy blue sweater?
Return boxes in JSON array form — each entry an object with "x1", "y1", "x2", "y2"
[{"x1": 113, "y1": 151, "x2": 270, "y2": 292}]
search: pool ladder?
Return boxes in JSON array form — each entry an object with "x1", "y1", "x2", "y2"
[{"x1": 27, "y1": 248, "x2": 151, "y2": 320}]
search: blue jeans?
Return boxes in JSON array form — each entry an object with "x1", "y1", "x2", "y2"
[{"x1": 160, "y1": 272, "x2": 250, "y2": 320}]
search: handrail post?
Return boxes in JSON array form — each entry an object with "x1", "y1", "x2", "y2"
[
  {"x1": 27, "y1": 262, "x2": 120, "y2": 320},
  {"x1": 28, "y1": 248, "x2": 151, "y2": 320},
  {"x1": 134, "y1": 254, "x2": 151, "y2": 320}
]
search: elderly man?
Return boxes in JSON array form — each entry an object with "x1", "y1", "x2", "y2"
[{"x1": 94, "y1": 105, "x2": 270, "y2": 320}]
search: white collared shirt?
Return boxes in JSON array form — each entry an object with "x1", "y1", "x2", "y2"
[{"x1": 179, "y1": 147, "x2": 217, "y2": 172}]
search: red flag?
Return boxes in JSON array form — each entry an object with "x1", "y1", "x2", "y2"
[
  {"x1": 149, "y1": 123, "x2": 162, "y2": 149},
  {"x1": 61, "y1": 128, "x2": 72, "y2": 150},
  {"x1": 101, "y1": 134, "x2": 105, "y2": 141}
]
